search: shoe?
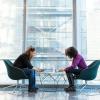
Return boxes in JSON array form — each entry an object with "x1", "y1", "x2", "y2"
[
  {"x1": 28, "y1": 87, "x2": 38, "y2": 93},
  {"x1": 64, "y1": 86, "x2": 76, "y2": 92}
]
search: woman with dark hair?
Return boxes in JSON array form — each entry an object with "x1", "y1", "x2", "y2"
[
  {"x1": 59, "y1": 47, "x2": 87, "y2": 92},
  {"x1": 14, "y1": 46, "x2": 43, "y2": 92}
]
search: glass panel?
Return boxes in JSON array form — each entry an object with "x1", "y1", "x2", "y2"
[
  {"x1": 87, "y1": 0, "x2": 100, "y2": 59},
  {"x1": 86, "y1": 0, "x2": 100, "y2": 85},
  {"x1": 0, "y1": 0, "x2": 23, "y2": 85},
  {"x1": 26, "y1": 0, "x2": 73, "y2": 70},
  {"x1": 0, "y1": 0, "x2": 23, "y2": 59},
  {"x1": 76, "y1": 0, "x2": 87, "y2": 58},
  {"x1": 0, "y1": 0, "x2": 73, "y2": 85}
]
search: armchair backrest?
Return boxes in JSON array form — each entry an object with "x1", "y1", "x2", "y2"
[
  {"x1": 4, "y1": 59, "x2": 28, "y2": 80},
  {"x1": 88, "y1": 60, "x2": 98, "y2": 68},
  {"x1": 78, "y1": 60, "x2": 100, "y2": 80}
]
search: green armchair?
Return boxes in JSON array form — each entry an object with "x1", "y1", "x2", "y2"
[
  {"x1": 3, "y1": 59, "x2": 28, "y2": 93},
  {"x1": 75, "y1": 60, "x2": 100, "y2": 92}
]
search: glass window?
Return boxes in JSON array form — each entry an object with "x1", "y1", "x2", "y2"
[
  {"x1": 0, "y1": 0, "x2": 23, "y2": 84},
  {"x1": 87, "y1": 0, "x2": 100, "y2": 59},
  {"x1": 86, "y1": 0, "x2": 100, "y2": 85},
  {"x1": 26, "y1": 0, "x2": 73, "y2": 70},
  {"x1": 0, "y1": 0, "x2": 23, "y2": 59},
  {"x1": 0, "y1": 0, "x2": 73, "y2": 85},
  {"x1": 76, "y1": 0, "x2": 87, "y2": 58}
]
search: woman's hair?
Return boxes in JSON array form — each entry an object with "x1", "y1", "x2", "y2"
[
  {"x1": 25, "y1": 46, "x2": 35, "y2": 60},
  {"x1": 65, "y1": 47, "x2": 78, "y2": 58}
]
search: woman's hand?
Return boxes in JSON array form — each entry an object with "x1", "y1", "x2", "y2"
[
  {"x1": 58, "y1": 68, "x2": 65, "y2": 72},
  {"x1": 36, "y1": 68, "x2": 44, "y2": 72}
]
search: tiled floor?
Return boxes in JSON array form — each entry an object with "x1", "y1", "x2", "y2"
[{"x1": 0, "y1": 89, "x2": 100, "y2": 100}]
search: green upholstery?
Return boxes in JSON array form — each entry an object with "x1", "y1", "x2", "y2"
[
  {"x1": 4, "y1": 59, "x2": 28, "y2": 80},
  {"x1": 76, "y1": 60, "x2": 100, "y2": 80}
]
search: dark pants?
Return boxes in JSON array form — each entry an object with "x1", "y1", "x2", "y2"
[
  {"x1": 66, "y1": 69, "x2": 81, "y2": 86},
  {"x1": 23, "y1": 68, "x2": 36, "y2": 89}
]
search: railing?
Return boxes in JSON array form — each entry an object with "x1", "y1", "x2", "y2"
[{"x1": 0, "y1": 59, "x2": 100, "y2": 85}]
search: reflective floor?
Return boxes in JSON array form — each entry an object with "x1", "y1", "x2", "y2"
[{"x1": 0, "y1": 89, "x2": 100, "y2": 100}]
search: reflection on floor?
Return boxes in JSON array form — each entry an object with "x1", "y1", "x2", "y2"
[{"x1": 0, "y1": 88, "x2": 100, "y2": 100}]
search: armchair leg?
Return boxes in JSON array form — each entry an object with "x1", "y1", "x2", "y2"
[
  {"x1": 79, "y1": 81, "x2": 100, "y2": 96},
  {"x1": 3, "y1": 80, "x2": 27, "y2": 94},
  {"x1": 3, "y1": 84, "x2": 16, "y2": 91},
  {"x1": 80, "y1": 81, "x2": 87, "y2": 92}
]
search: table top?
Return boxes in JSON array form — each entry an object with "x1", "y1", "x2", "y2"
[{"x1": 39, "y1": 68, "x2": 65, "y2": 75}]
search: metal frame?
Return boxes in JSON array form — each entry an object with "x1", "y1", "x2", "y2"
[
  {"x1": 3, "y1": 80, "x2": 27, "y2": 94},
  {"x1": 78, "y1": 81, "x2": 100, "y2": 96},
  {"x1": 38, "y1": 72, "x2": 67, "y2": 86}
]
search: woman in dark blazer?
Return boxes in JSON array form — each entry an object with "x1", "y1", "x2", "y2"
[{"x1": 14, "y1": 46, "x2": 43, "y2": 92}]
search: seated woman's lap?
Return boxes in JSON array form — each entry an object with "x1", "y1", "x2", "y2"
[
  {"x1": 67, "y1": 69, "x2": 82, "y2": 75},
  {"x1": 23, "y1": 68, "x2": 35, "y2": 76}
]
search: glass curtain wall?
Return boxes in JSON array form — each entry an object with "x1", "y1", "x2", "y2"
[
  {"x1": 0, "y1": 0, "x2": 73, "y2": 85},
  {"x1": 0, "y1": 0, "x2": 23, "y2": 59},
  {"x1": 86, "y1": 0, "x2": 100, "y2": 85},
  {"x1": 25, "y1": 0, "x2": 73, "y2": 84},
  {"x1": 26, "y1": 0, "x2": 73, "y2": 71},
  {"x1": 0, "y1": 0, "x2": 88, "y2": 85},
  {"x1": 75, "y1": 0, "x2": 87, "y2": 58},
  {"x1": 0, "y1": 0, "x2": 23, "y2": 84}
]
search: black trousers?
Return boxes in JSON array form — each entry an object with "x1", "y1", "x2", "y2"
[{"x1": 66, "y1": 69, "x2": 81, "y2": 86}]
